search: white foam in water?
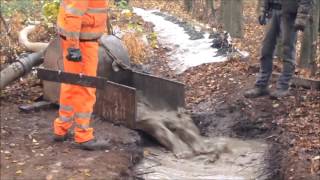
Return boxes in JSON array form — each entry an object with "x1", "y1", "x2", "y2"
[
  {"x1": 135, "y1": 137, "x2": 268, "y2": 180},
  {"x1": 133, "y1": 8, "x2": 227, "y2": 73}
]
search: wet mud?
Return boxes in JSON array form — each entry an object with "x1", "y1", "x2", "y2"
[
  {"x1": 135, "y1": 137, "x2": 268, "y2": 179},
  {"x1": 0, "y1": 102, "x2": 143, "y2": 180},
  {"x1": 192, "y1": 100, "x2": 273, "y2": 138},
  {"x1": 136, "y1": 97, "x2": 228, "y2": 159},
  {"x1": 135, "y1": 95, "x2": 272, "y2": 179}
]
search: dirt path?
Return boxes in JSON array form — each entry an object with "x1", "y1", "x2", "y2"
[{"x1": 0, "y1": 101, "x2": 142, "y2": 180}]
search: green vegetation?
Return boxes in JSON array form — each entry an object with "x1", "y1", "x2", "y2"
[
  {"x1": 115, "y1": 0, "x2": 131, "y2": 10},
  {"x1": 127, "y1": 23, "x2": 143, "y2": 33},
  {"x1": 149, "y1": 32, "x2": 158, "y2": 48},
  {"x1": 1, "y1": 0, "x2": 42, "y2": 20},
  {"x1": 0, "y1": 0, "x2": 59, "y2": 23},
  {"x1": 1, "y1": 0, "x2": 38, "y2": 17},
  {"x1": 42, "y1": 0, "x2": 60, "y2": 23}
]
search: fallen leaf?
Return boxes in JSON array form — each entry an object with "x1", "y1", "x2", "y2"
[
  {"x1": 273, "y1": 103, "x2": 279, "y2": 108},
  {"x1": 36, "y1": 166, "x2": 44, "y2": 170},
  {"x1": 144, "y1": 150, "x2": 150, "y2": 156},
  {"x1": 17, "y1": 162, "x2": 25, "y2": 166},
  {"x1": 46, "y1": 174, "x2": 53, "y2": 180},
  {"x1": 9, "y1": 143, "x2": 16, "y2": 148}
]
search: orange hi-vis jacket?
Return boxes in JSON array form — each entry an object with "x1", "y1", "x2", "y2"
[{"x1": 57, "y1": 0, "x2": 108, "y2": 48}]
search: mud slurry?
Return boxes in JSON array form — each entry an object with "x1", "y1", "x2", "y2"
[
  {"x1": 136, "y1": 96, "x2": 228, "y2": 159},
  {"x1": 135, "y1": 137, "x2": 268, "y2": 179},
  {"x1": 135, "y1": 98, "x2": 269, "y2": 179}
]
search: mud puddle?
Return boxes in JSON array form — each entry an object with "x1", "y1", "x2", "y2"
[{"x1": 135, "y1": 137, "x2": 268, "y2": 179}]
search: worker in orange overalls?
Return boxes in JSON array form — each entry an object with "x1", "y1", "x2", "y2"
[{"x1": 53, "y1": 0, "x2": 109, "y2": 150}]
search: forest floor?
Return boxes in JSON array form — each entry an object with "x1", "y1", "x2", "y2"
[
  {"x1": 1, "y1": 0, "x2": 319, "y2": 180},
  {"x1": 130, "y1": 0, "x2": 320, "y2": 179}
]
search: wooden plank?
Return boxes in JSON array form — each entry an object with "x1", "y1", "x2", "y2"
[
  {"x1": 272, "y1": 72, "x2": 320, "y2": 90},
  {"x1": 94, "y1": 84, "x2": 136, "y2": 129}
]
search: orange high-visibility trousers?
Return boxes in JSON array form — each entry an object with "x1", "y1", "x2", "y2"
[{"x1": 54, "y1": 39, "x2": 99, "y2": 143}]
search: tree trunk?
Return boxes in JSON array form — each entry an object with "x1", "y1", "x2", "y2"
[
  {"x1": 184, "y1": 0, "x2": 193, "y2": 12},
  {"x1": 184, "y1": 0, "x2": 216, "y2": 23},
  {"x1": 299, "y1": 0, "x2": 319, "y2": 76},
  {"x1": 206, "y1": 0, "x2": 215, "y2": 20},
  {"x1": 221, "y1": 0, "x2": 243, "y2": 38},
  {"x1": 257, "y1": 0, "x2": 263, "y2": 14}
]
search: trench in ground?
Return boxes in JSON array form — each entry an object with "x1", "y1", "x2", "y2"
[{"x1": 132, "y1": 8, "x2": 271, "y2": 179}]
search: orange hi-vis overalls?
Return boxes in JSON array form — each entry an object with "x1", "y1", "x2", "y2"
[{"x1": 54, "y1": 0, "x2": 108, "y2": 143}]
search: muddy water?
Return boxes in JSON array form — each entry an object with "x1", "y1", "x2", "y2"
[
  {"x1": 135, "y1": 97, "x2": 268, "y2": 179},
  {"x1": 136, "y1": 98, "x2": 226, "y2": 159},
  {"x1": 133, "y1": 8, "x2": 227, "y2": 73},
  {"x1": 135, "y1": 137, "x2": 268, "y2": 179}
]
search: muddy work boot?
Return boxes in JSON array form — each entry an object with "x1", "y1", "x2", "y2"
[
  {"x1": 78, "y1": 139, "x2": 110, "y2": 151},
  {"x1": 270, "y1": 88, "x2": 290, "y2": 99},
  {"x1": 244, "y1": 87, "x2": 269, "y2": 98},
  {"x1": 53, "y1": 133, "x2": 71, "y2": 142}
]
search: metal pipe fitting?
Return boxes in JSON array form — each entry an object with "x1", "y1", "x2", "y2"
[{"x1": 0, "y1": 51, "x2": 44, "y2": 89}]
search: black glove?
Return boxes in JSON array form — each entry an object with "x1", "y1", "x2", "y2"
[
  {"x1": 258, "y1": 10, "x2": 272, "y2": 26},
  {"x1": 294, "y1": 15, "x2": 309, "y2": 31},
  {"x1": 258, "y1": 15, "x2": 267, "y2": 25},
  {"x1": 66, "y1": 48, "x2": 82, "y2": 62}
]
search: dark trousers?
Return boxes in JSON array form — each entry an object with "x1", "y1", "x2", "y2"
[{"x1": 255, "y1": 10, "x2": 297, "y2": 90}]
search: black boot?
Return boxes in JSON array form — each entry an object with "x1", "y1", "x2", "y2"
[
  {"x1": 53, "y1": 132, "x2": 71, "y2": 142},
  {"x1": 270, "y1": 88, "x2": 290, "y2": 99},
  {"x1": 78, "y1": 139, "x2": 110, "y2": 151},
  {"x1": 244, "y1": 87, "x2": 269, "y2": 98}
]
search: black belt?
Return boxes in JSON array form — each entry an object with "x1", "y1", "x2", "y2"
[
  {"x1": 59, "y1": 35, "x2": 98, "y2": 42},
  {"x1": 269, "y1": 3, "x2": 282, "y2": 10}
]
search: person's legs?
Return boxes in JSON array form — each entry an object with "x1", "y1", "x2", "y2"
[
  {"x1": 277, "y1": 13, "x2": 297, "y2": 89},
  {"x1": 271, "y1": 13, "x2": 297, "y2": 98},
  {"x1": 72, "y1": 41, "x2": 99, "y2": 143},
  {"x1": 256, "y1": 11, "x2": 282, "y2": 88},
  {"x1": 54, "y1": 39, "x2": 83, "y2": 140},
  {"x1": 244, "y1": 11, "x2": 281, "y2": 98},
  {"x1": 69, "y1": 41, "x2": 110, "y2": 150}
]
